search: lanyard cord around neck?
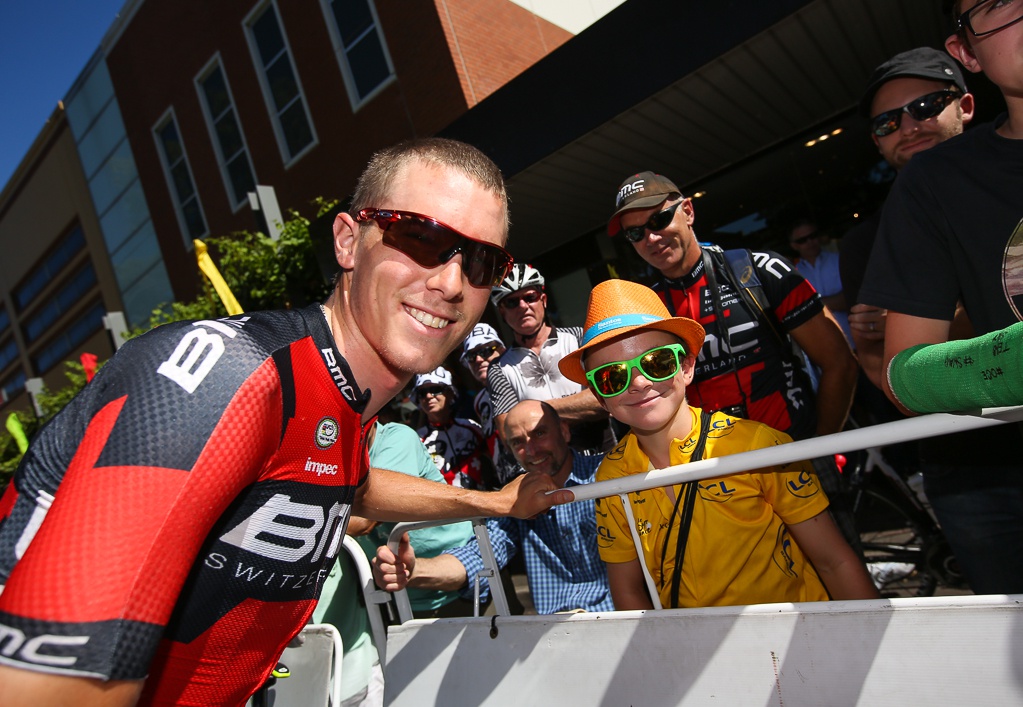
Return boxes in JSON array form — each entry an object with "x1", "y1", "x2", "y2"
[{"x1": 656, "y1": 409, "x2": 712, "y2": 608}]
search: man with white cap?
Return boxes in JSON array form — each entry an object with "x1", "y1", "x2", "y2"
[{"x1": 460, "y1": 324, "x2": 522, "y2": 486}]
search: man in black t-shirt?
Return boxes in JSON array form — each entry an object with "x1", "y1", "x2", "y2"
[{"x1": 859, "y1": 2, "x2": 1023, "y2": 594}]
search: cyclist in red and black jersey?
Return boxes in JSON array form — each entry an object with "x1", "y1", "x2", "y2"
[
  {"x1": 0, "y1": 139, "x2": 571, "y2": 707},
  {"x1": 606, "y1": 171, "x2": 857, "y2": 441}
]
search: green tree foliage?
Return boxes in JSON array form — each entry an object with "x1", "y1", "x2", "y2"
[{"x1": 0, "y1": 203, "x2": 335, "y2": 491}]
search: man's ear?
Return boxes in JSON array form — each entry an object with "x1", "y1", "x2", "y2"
[
  {"x1": 945, "y1": 34, "x2": 981, "y2": 74},
  {"x1": 334, "y1": 212, "x2": 358, "y2": 270},
  {"x1": 559, "y1": 419, "x2": 572, "y2": 443},
  {"x1": 959, "y1": 92, "x2": 976, "y2": 126}
]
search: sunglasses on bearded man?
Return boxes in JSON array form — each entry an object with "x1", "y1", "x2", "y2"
[{"x1": 870, "y1": 89, "x2": 962, "y2": 138}]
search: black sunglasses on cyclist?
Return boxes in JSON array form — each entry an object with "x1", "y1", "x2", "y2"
[
  {"x1": 870, "y1": 89, "x2": 962, "y2": 138},
  {"x1": 622, "y1": 200, "x2": 684, "y2": 244},
  {"x1": 464, "y1": 343, "x2": 502, "y2": 361},
  {"x1": 355, "y1": 208, "x2": 513, "y2": 289},
  {"x1": 585, "y1": 343, "x2": 687, "y2": 398},
  {"x1": 499, "y1": 290, "x2": 543, "y2": 309}
]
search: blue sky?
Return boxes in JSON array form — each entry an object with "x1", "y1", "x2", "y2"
[{"x1": 0, "y1": 0, "x2": 126, "y2": 188}]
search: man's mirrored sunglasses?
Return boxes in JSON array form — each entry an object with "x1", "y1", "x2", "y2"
[
  {"x1": 585, "y1": 343, "x2": 687, "y2": 398},
  {"x1": 418, "y1": 386, "x2": 449, "y2": 397},
  {"x1": 870, "y1": 89, "x2": 962, "y2": 138},
  {"x1": 355, "y1": 208, "x2": 513, "y2": 288},
  {"x1": 956, "y1": 0, "x2": 1023, "y2": 37},
  {"x1": 623, "y1": 200, "x2": 683, "y2": 243},
  {"x1": 499, "y1": 290, "x2": 543, "y2": 309},
  {"x1": 463, "y1": 343, "x2": 502, "y2": 361}
]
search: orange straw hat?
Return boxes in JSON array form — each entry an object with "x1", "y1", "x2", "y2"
[{"x1": 559, "y1": 279, "x2": 705, "y2": 385}]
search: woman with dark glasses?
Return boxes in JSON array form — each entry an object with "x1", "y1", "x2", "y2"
[{"x1": 559, "y1": 280, "x2": 878, "y2": 611}]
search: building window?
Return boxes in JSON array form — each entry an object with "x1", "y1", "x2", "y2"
[
  {"x1": 22, "y1": 265, "x2": 99, "y2": 345},
  {"x1": 0, "y1": 338, "x2": 18, "y2": 372},
  {"x1": 32, "y1": 300, "x2": 106, "y2": 375},
  {"x1": 2, "y1": 369, "x2": 26, "y2": 403},
  {"x1": 0, "y1": 307, "x2": 9, "y2": 337},
  {"x1": 153, "y1": 110, "x2": 208, "y2": 244},
  {"x1": 321, "y1": 0, "x2": 393, "y2": 108},
  {"x1": 13, "y1": 226, "x2": 87, "y2": 312},
  {"x1": 245, "y1": 0, "x2": 317, "y2": 164},
  {"x1": 196, "y1": 57, "x2": 257, "y2": 209}
]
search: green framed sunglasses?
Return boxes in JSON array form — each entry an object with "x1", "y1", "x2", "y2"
[{"x1": 585, "y1": 343, "x2": 687, "y2": 398}]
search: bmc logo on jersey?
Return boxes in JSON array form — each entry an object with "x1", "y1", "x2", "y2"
[
  {"x1": 0, "y1": 623, "x2": 89, "y2": 668},
  {"x1": 220, "y1": 493, "x2": 348, "y2": 564},
  {"x1": 157, "y1": 318, "x2": 249, "y2": 393}
]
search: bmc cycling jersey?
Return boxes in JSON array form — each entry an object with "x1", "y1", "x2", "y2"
[
  {"x1": 654, "y1": 250, "x2": 822, "y2": 440},
  {"x1": 0, "y1": 305, "x2": 372, "y2": 706}
]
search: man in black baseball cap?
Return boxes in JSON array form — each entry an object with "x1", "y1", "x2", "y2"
[{"x1": 841, "y1": 47, "x2": 975, "y2": 385}]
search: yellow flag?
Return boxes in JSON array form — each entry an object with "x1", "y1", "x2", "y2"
[
  {"x1": 194, "y1": 240, "x2": 243, "y2": 315},
  {"x1": 6, "y1": 413, "x2": 28, "y2": 454}
]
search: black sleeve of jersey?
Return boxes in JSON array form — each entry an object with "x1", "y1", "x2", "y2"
[{"x1": 751, "y1": 249, "x2": 824, "y2": 331}]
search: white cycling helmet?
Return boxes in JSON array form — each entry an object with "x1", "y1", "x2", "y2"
[
  {"x1": 411, "y1": 366, "x2": 457, "y2": 405},
  {"x1": 491, "y1": 263, "x2": 545, "y2": 307},
  {"x1": 460, "y1": 324, "x2": 505, "y2": 365}
]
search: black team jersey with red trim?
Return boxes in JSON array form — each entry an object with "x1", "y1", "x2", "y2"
[
  {"x1": 654, "y1": 250, "x2": 822, "y2": 441},
  {"x1": 0, "y1": 305, "x2": 373, "y2": 706}
]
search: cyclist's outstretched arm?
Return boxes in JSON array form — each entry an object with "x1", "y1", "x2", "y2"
[{"x1": 0, "y1": 666, "x2": 142, "y2": 707}]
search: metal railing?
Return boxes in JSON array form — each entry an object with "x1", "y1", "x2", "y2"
[{"x1": 384, "y1": 406, "x2": 1023, "y2": 623}]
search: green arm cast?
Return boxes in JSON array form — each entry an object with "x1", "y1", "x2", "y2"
[{"x1": 887, "y1": 322, "x2": 1023, "y2": 413}]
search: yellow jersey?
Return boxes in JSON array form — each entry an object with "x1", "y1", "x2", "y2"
[{"x1": 595, "y1": 407, "x2": 830, "y2": 608}]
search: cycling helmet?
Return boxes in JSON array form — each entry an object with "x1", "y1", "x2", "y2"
[
  {"x1": 460, "y1": 324, "x2": 505, "y2": 365},
  {"x1": 411, "y1": 366, "x2": 457, "y2": 405},
  {"x1": 491, "y1": 263, "x2": 545, "y2": 307}
]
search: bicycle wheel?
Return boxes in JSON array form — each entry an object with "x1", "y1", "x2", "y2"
[{"x1": 853, "y1": 486, "x2": 938, "y2": 597}]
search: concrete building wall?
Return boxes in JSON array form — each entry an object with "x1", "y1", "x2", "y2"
[{"x1": 0, "y1": 110, "x2": 119, "y2": 412}]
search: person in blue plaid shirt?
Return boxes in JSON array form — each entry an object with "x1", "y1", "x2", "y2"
[{"x1": 374, "y1": 400, "x2": 612, "y2": 614}]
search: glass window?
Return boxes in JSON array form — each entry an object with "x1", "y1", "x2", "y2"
[
  {"x1": 65, "y1": 60, "x2": 115, "y2": 142},
  {"x1": 100, "y1": 181, "x2": 150, "y2": 253},
  {"x1": 22, "y1": 266, "x2": 98, "y2": 345},
  {"x1": 121, "y1": 262, "x2": 173, "y2": 328},
  {"x1": 13, "y1": 226, "x2": 87, "y2": 311},
  {"x1": 0, "y1": 338, "x2": 18, "y2": 372},
  {"x1": 324, "y1": 0, "x2": 393, "y2": 107},
  {"x1": 111, "y1": 222, "x2": 163, "y2": 292},
  {"x1": 88, "y1": 139, "x2": 139, "y2": 216},
  {"x1": 247, "y1": 2, "x2": 316, "y2": 162},
  {"x1": 154, "y1": 112, "x2": 208, "y2": 243},
  {"x1": 197, "y1": 61, "x2": 257, "y2": 207},
  {"x1": 0, "y1": 308, "x2": 9, "y2": 336},
  {"x1": 32, "y1": 301, "x2": 105, "y2": 374},
  {"x1": 76, "y1": 101, "x2": 129, "y2": 180},
  {"x1": 2, "y1": 369, "x2": 26, "y2": 401}
]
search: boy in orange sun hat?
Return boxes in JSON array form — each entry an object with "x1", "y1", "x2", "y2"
[{"x1": 559, "y1": 279, "x2": 877, "y2": 609}]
